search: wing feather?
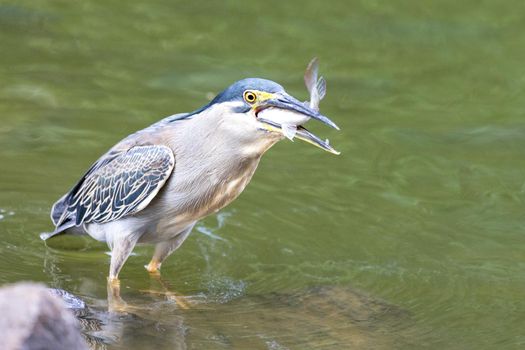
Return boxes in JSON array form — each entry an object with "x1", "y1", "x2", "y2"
[{"x1": 55, "y1": 145, "x2": 174, "y2": 228}]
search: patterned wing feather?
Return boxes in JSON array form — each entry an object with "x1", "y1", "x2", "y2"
[{"x1": 57, "y1": 145, "x2": 174, "y2": 227}]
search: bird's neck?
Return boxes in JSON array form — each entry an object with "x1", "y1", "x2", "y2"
[{"x1": 162, "y1": 113, "x2": 277, "y2": 219}]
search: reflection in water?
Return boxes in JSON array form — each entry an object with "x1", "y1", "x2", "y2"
[{"x1": 53, "y1": 284, "x2": 412, "y2": 350}]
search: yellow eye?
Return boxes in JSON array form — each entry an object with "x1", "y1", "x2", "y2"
[{"x1": 243, "y1": 91, "x2": 257, "y2": 104}]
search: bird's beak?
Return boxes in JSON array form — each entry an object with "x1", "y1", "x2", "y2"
[
  {"x1": 256, "y1": 93, "x2": 340, "y2": 155},
  {"x1": 262, "y1": 93, "x2": 339, "y2": 130},
  {"x1": 257, "y1": 119, "x2": 340, "y2": 155}
]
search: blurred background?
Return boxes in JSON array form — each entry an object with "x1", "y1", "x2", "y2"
[{"x1": 1, "y1": 0, "x2": 524, "y2": 349}]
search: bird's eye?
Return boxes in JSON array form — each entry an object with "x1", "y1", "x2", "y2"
[{"x1": 243, "y1": 91, "x2": 257, "y2": 104}]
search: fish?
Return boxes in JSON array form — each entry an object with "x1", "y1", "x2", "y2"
[
  {"x1": 281, "y1": 123, "x2": 298, "y2": 141},
  {"x1": 279, "y1": 57, "x2": 328, "y2": 141},
  {"x1": 259, "y1": 58, "x2": 328, "y2": 141}
]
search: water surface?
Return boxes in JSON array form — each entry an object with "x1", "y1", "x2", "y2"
[{"x1": 1, "y1": 1, "x2": 524, "y2": 349}]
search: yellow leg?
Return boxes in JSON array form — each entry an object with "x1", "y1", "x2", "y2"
[
  {"x1": 144, "y1": 224, "x2": 194, "y2": 275},
  {"x1": 142, "y1": 226, "x2": 195, "y2": 309},
  {"x1": 145, "y1": 259, "x2": 161, "y2": 274},
  {"x1": 107, "y1": 277, "x2": 126, "y2": 313},
  {"x1": 107, "y1": 277, "x2": 142, "y2": 314}
]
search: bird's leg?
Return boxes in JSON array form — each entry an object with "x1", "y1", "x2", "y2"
[
  {"x1": 143, "y1": 224, "x2": 195, "y2": 309},
  {"x1": 144, "y1": 237, "x2": 184, "y2": 274},
  {"x1": 109, "y1": 234, "x2": 139, "y2": 280},
  {"x1": 107, "y1": 277, "x2": 126, "y2": 313},
  {"x1": 107, "y1": 234, "x2": 139, "y2": 313},
  {"x1": 107, "y1": 278, "x2": 142, "y2": 315},
  {"x1": 145, "y1": 223, "x2": 194, "y2": 274}
]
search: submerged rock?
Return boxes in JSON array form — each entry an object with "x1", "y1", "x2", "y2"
[
  {"x1": 0, "y1": 282, "x2": 87, "y2": 350},
  {"x1": 187, "y1": 285, "x2": 412, "y2": 349}
]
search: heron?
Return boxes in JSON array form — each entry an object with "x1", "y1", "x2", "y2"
[{"x1": 41, "y1": 61, "x2": 339, "y2": 299}]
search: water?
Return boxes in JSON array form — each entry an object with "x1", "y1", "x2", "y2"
[{"x1": 1, "y1": 0, "x2": 524, "y2": 348}]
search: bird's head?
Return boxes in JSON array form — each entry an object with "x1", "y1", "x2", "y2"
[{"x1": 198, "y1": 78, "x2": 339, "y2": 155}]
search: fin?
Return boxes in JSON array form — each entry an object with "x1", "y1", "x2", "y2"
[
  {"x1": 305, "y1": 58, "x2": 327, "y2": 112},
  {"x1": 281, "y1": 124, "x2": 297, "y2": 141},
  {"x1": 317, "y1": 76, "x2": 326, "y2": 101},
  {"x1": 304, "y1": 57, "x2": 319, "y2": 94}
]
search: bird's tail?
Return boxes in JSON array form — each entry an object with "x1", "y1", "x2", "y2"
[
  {"x1": 40, "y1": 230, "x2": 59, "y2": 240},
  {"x1": 40, "y1": 220, "x2": 76, "y2": 241}
]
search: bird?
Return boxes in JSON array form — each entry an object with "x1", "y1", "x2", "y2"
[{"x1": 41, "y1": 68, "x2": 339, "y2": 294}]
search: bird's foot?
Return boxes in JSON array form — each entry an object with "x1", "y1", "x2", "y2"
[
  {"x1": 107, "y1": 277, "x2": 120, "y2": 294},
  {"x1": 106, "y1": 277, "x2": 140, "y2": 314},
  {"x1": 145, "y1": 260, "x2": 161, "y2": 274},
  {"x1": 107, "y1": 277, "x2": 126, "y2": 313}
]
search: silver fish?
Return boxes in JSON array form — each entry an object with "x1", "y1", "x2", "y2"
[
  {"x1": 256, "y1": 58, "x2": 335, "y2": 148},
  {"x1": 279, "y1": 58, "x2": 328, "y2": 141}
]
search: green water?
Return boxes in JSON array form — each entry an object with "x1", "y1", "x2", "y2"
[{"x1": 1, "y1": 0, "x2": 524, "y2": 348}]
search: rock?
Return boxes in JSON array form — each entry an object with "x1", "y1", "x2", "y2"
[
  {"x1": 187, "y1": 285, "x2": 412, "y2": 349},
  {"x1": 0, "y1": 282, "x2": 88, "y2": 350}
]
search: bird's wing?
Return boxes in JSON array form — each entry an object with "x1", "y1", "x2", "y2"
[{"x1": 55, "y1": 145, "x2": 175, "y2": 228}]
